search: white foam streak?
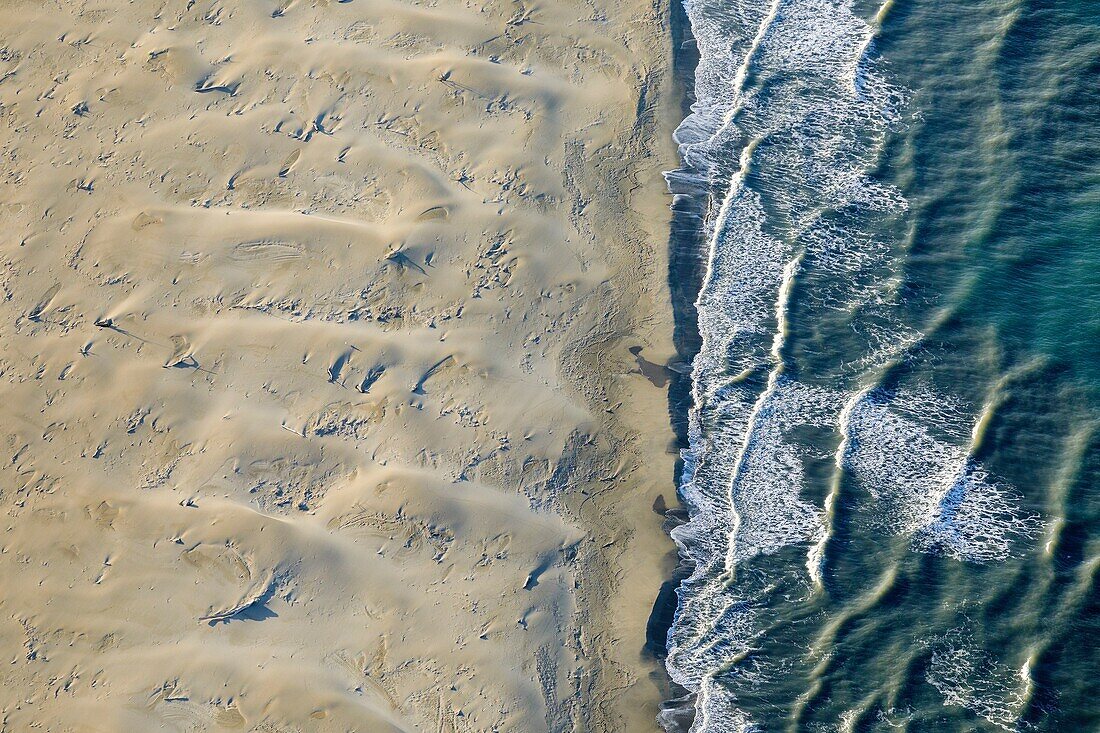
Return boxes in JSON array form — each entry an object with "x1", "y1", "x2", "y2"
[
  {"x1": 728, "y1": 0, "x2": 782, "y2": 122},
  {"x1": 844, "y1": 389, "x2": 1041, "y2": 564},
  {"x1": 722, "y1": 255, "x2": 805, "y2": 575},
  {"x1": 807, "y1": 386, "x2": 873, "y2": 586}
]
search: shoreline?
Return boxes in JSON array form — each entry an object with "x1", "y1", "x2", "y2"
[{"x1": 651, "y1": 0, "x2": 707, "y2": 729}]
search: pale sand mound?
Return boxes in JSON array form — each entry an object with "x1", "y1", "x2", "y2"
[{"x1": 0, "y1": 0, "x2": 679, "y2": 730}]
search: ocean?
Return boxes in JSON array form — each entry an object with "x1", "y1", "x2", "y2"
[{"x1": 663, "y1": 0, "x2": 1100, "y2": 730}]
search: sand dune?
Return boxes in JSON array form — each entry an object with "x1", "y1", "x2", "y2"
[{"x1": 0, "y1": 0, "x2": 678, "y2": 730}]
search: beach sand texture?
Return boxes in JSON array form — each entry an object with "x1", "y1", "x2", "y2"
[{"x1": 0, "y1": 0, "x2": 679, "y2": 731}]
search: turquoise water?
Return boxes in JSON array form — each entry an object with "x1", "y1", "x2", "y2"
[{"x1": 664, "y1": 0, "x2": 1099, "y2": 730}]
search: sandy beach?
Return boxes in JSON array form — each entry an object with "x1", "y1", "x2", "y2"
[{"x1": 0, "y1": 0, "x2": 682, "y2": 730}]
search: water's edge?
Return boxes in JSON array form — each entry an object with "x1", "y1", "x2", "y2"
[{"x1": 645, "y1": 0, "x2": 704, "y2": 729}]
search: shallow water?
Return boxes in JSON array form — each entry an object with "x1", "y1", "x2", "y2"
[{"x1": 664, "y1": 0, "x2": 1099, "y2": 730}]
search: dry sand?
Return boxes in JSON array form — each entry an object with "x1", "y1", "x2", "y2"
[{"x1": 0, "y1": 0, "x2": 681, "y2": 730}]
